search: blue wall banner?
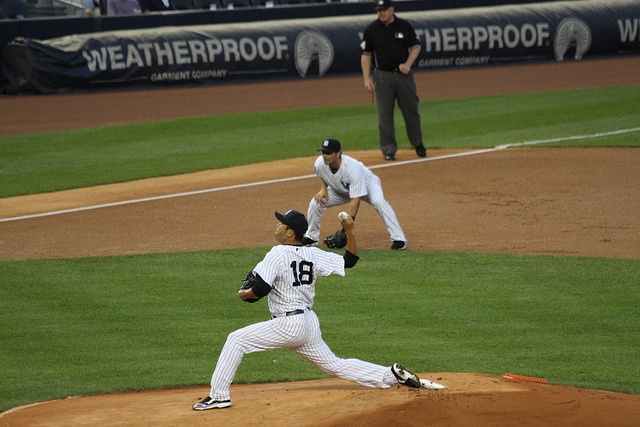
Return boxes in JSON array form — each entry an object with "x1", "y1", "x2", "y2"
[{"x1": 2, "y1": 0, "x2": 639, "y2": 93}]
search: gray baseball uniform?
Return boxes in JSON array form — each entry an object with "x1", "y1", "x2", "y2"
[
  {"x1": 206, "y1": 244, "x2": 399, "y2": 403},
  {"x1": 305, "y1": 154, "x2": 406, "y2": 243}
]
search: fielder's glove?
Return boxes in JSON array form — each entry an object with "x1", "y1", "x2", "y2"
[
  {"x1": 239, "y1": 271, "x2": 260, "y2": 303},
  {"x1": 324, "y1": 229, "x2": 347, "y2": 249}
]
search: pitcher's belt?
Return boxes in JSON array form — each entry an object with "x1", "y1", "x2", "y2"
[{"x1": 272, "y1": 309, "x2": 305, "y2": 319}]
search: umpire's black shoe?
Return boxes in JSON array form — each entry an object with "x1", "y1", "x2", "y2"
[
  {"x1": 391, "y1": 363, "x2": 421, "y2": 388},
  {"x1": 391, "y1": 241, "x2": 407, "y2": 250},
  {"x1": 192, "y1": 396, "x2": 231, "y2": 410},
  {"x1": 384, "y1": 154, "x2": 396, "y2": 161},
  {"x1": 301, "y1": 237, "x2": 318, "y2": 247},
  {"x1": 415, "y1": 144, "x2": 427, "y2": 158}
]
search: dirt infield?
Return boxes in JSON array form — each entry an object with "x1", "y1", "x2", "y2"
[
  {"x1": 3, "y1": 374, "x2": 640, "y2": 427},
  {"x1": 1, "y1": 56, "x2": 639, "y2": 426}
]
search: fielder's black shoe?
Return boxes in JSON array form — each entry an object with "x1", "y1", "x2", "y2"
[
  {"x1": 301, "y1": 237, "x2": 318, "y2": 247},
  {"x1": 416, "y1": 144, "x2": 427, "y2": 158},
  {"x1": 391, "y1": 241, "x2": 407, "y2": 250},
  {"x1": 391, "y1": 363, "x2": 421, "y2": 388},
  {"x1": 384, "y1": 154, "x2": 396, "y2": 161},
  {"x1": 192, "y1": 396, "x2": 231, "y2": 410}
]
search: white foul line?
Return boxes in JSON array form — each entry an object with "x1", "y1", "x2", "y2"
[
  {"x1": 2, "y1": 127, "x2": 638, "y2": 223},
  {"x1": 494, "y1": 126, "x2": 640, "y2": 149},
  {"x1": 0, "y1": 174, "x2": 315, "y2": 223}
]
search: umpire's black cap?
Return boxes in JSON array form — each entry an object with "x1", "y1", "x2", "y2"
[
  {"x1": 375, "y1": 0, "x2": 393, "y2": 10},
  {"x1": 319, "y1": 138, "x2": 341, "y2": 154},
  {"x1": 275, "y1": 210, "x2": 308, "y2": 237}
]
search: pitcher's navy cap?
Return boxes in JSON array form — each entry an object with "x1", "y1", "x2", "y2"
[{"x1": 275, "y1": 210, "x2": 308, "y2": 236}]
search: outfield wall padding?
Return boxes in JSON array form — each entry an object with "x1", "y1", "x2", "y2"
[{"x1": 2, "y1": 0, "x2": 639, "y2": 93}]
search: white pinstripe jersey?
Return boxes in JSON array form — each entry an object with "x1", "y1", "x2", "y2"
[
  {"x1": 314, "y1": 154, "x2": 375, "y2": 198},
  {"x1": 253, "y1": 245, "x2": 345, "y2": 315}
]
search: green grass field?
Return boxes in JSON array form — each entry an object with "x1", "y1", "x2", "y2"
[
  {"x1": 1, "y1": 85, "x2": 639, "y2": 413},
  {"x1": 1, "y1": 85, "x2": 639, "y2": 198}
]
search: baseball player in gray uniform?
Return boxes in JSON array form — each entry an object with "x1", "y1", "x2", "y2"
[
  {"x1": 301, "y1": 138, "x2": 408, "y2": 250},
  {"x1": 192, "y1": 209, "x2": 422, "y2": 410}
]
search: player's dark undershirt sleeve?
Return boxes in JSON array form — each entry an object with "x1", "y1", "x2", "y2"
[
  {"x1": 343, "y1": 250, "x2": 359, "y2": 269},
  {"x1": 252, "y1": 273, "x2": 272, "y2": 297}
]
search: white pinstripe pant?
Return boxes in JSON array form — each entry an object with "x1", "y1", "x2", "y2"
[
  {"x1": 306, "y1": 176, "x2": 407, "y2": 243},
  {"x1": 208, "y1": 309, "x2": 396, "y2": 401}
]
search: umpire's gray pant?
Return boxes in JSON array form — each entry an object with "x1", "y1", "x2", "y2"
[{"x1": 374, "y1": 69, "x2": 424, "y2": 157}]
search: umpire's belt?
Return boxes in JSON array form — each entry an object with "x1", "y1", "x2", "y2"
[{"x1": 271, "y1": 309, "x2": 305, "y2": 319}]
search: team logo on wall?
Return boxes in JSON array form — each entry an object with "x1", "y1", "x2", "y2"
[
  {"x1": 554, "y1": 17, "x2": 592, "y2": 61},
  {"x1": 294, "y1": 31, "x2": 334, "y2": 77}
]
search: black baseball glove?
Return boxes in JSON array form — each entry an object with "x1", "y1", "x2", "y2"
[
  {"x1": 324, "y1": 229, "x2": 347, "y2": 249},
  {"x1": 239, "y1": 271, "x2": 260, "y2": 303}
]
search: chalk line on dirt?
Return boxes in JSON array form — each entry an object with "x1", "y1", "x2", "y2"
[{"x1": 2, "y1": 127, "x2": 638, "y2": 223}]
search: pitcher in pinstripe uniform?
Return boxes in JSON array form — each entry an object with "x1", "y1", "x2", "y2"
[{"x1": 192, "y1": 209, "x2": 422, "y2": 411}]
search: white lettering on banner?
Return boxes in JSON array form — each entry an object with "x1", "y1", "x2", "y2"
[
  {"x1": 520, "y1": 24, "x2": 539, "y2": 47},
  {"x1": 240, "y1": 37, "x2": 256, "y2": 61},
  {"x1": 126, "y1": 47, "x2": 145, "y2": 68},
  {"x1": 618, "y1": 19, "x2": 640, "y2": 42},
  {"x1": 189, "y1": 40, "x2": 207, "y2": 63},
  {"x1": 454, "y1": 56, "x2": 491, "y2": 66},
  {"x1": 138, "y1": 43, "x2": 154, "y2": 64},
  {"x1": 488, "y1": 26, "x2": 502, "y2": 48},
  {"x1": 415, "y1": 23, "x2": 550, "y2": 53},
  {"x1": 418, "y1": 56, "x2": 490, "y2": 68},
  {"x1": 150, "y1": 71, "x2": 192, "y2": 82},
  {"x1": 82, "y1": 35, "x2": 289, "y2": 72},
  {"x1": 149, "y1": 69, "x2": 228, "y2": 82},
  {"x1": 155, "y1": 42, "x2": 174, "y2": 66},
  {"x1": 457, "y1": 27, "x2": 472, "y2": 50},
  {"x1": 191, "y1": 69, "x2": 228, "y2": 79},
  {"x1": 441, "y1": 28, "x2": 456, "y2": 51},
  {"x1": 222, "y1": 38, "x2": 239, "y2": 62},
  {"x1": 257, "y1": 36, "x2": 277, "y2": 58},
  {"x1": 82, "y1": 48, "x2": 108, "y2": 70},
  {"x1": 173, "y1": 40, "x2": 191, "y2": 64},
  {"x1": 418, "y1": 57, "x2": 455, "y2": 67},
  {"x1": 206, "y1": 39, "x2": 223, "y2": 60},
  {"x1": 108, "y1": 46, "x2": 125, "y2": 70}
]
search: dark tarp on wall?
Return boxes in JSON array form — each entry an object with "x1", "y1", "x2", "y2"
[{"x1": 2, "y1": 0, "x2": 639, "y2": 94}]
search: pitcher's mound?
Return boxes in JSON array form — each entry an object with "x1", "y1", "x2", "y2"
[{"x1": 2, "y1": 373, "x2": 639, "y2": 426}]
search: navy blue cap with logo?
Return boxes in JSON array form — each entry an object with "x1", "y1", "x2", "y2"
[
  {"x1": 319, "y1": 138, "x2": 341, "y2": 154},
  {"x1": 275, "y1": 210, "x2": 308, "y2": 237}
]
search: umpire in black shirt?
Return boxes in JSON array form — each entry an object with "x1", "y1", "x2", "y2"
[{"x1": 360, "y1": 0, "x2": 427, "y2": 161}]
